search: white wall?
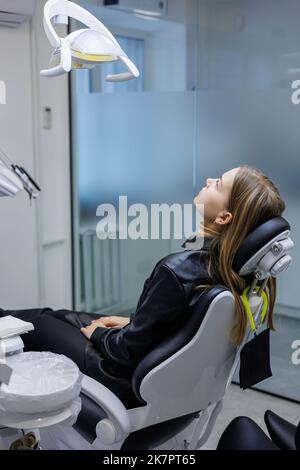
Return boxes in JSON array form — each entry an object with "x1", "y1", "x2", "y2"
[
  {"x1": 0, "y1": 1, "x2": 72, "y2": 311},
  {"x1": 0, "y1": 21, "x2": 40, "y2": 309},
  {"x1": 31, "y1": 1, "x2": 72, "y2": 310}
]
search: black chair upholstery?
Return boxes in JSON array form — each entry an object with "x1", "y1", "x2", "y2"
[
  {"x1": 265, "y1": 410, "x2": 299, "y2": 450},
  {"x1": 217, "y1": 417, "x2": 279, "y2": 450},
  {"x1": 217, "y1": 411, "x2": 300, "y2": 451},
  {"x1": 73, "y1": 394, "x2": 107, "y2": 443}
]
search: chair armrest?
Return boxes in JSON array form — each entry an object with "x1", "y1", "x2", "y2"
[
  {"x1": 81, "y1": 375, "x2": 131, "y2": 435},
  {"x1": 264, "y1": 410, "x2": 297, "y2": 450}
]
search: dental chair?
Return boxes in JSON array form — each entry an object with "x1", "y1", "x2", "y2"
[
  {"x1": 53, "y1": 215, "x2": 292, "y2": 451},
  {"x1": 0, "y1": 216, "x2": 292, "y2": 450}
]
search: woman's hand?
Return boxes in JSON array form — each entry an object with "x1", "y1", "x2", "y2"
[
  {"x1": 80, "y1": 319, "x2": 108, "y2": 340},
  {"x1": 80, "y1": 316, "x2": 130, "y2": 340},
  {"x1": 91, "y1": 315, "x2": 130, "y2": 329}
]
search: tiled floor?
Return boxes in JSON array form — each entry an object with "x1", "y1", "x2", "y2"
[{"x1": 202, "y1": 383, "x2": 300, "y2": 450}]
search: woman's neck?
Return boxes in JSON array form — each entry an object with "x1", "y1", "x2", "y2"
[{"x1": 197, "y1": 221, "x2": 221, "y2": 239}]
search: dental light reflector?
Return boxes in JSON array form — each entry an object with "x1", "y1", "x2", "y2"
[
  {"x1": 0, "y1": 147, "x2": 40, "y2": 202},
  {"x1": 41, "y1": 0, "x2": 140, "y2": 81}
]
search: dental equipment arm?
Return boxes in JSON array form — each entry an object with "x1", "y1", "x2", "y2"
[{"x1": 0, "y1": 147, "x2": 40, "y2": 203}]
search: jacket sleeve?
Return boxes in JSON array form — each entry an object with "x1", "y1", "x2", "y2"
[{"x1": 90, "y1": 263, "x2": 187, "y2": 376}]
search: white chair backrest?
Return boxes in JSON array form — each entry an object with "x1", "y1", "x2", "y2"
[{"x1": 139, "y1": 289, "x2": 237, "y2": 423}]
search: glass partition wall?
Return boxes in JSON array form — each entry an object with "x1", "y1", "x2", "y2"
[
  {"x1": 195, "y1": 0, "x2": 300, "y2": 402},
  {"x1": 70, "y1": 0, "x2": 300, "y2": 402},
  {"x1": 70, "y1": 0, "x2": 200, "y2": 316}
]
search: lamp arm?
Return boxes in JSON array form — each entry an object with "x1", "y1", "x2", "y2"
[{"x1": 43, "y1": 0, "x2": 123, "y2": 49}]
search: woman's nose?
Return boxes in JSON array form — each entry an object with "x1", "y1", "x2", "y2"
[{"x1": 206, "y1": 178, "x2": 214, "y2": 187}]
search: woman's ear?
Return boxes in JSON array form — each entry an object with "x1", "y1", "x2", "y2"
[{"x1": 215, "y1": 211, "x2": 233, "y2": 226}]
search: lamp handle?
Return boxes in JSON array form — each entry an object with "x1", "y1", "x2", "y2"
[
  {"x1": 40, "y1": 43, "x2": 72, "y2": 77},
  {"x1": 106, "y1": 56, "x2": 140, "y2": 82}
]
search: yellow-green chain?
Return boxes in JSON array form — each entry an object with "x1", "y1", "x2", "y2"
[{"x1": 242, "y1": 285, "x2": 268, "y2": 333}]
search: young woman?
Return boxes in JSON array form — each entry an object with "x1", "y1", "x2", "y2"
[{"x1": 0, "y1": 164, "x2": 285, "y2": 407}]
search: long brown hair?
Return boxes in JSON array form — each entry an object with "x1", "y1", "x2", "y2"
[{"x1": 196, "y1": 164, "x2": 286, "y2": 345}]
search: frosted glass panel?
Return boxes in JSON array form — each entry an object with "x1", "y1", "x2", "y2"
[
  {"x1": 72, "y1": 91, "x2": 197, "y2": 313},
  {"x1": 71, "y1": 0, "x2": 200, "y2": 317},
  {"x1": 73, "y1": 92, "x2": 196, "y2": 212}
]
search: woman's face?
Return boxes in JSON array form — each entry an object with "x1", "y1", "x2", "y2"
[{"x1": 194, "y1": 167, "x2": 240, "y2": 226}]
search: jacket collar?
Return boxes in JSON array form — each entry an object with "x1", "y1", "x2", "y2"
[{"x1": 181, "y1": 234, "x2": 212, "y2": 251}]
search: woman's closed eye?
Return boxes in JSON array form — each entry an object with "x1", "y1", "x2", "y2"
[{"x1": 216, "y1": 175, "x2": 223, "y2": 190}]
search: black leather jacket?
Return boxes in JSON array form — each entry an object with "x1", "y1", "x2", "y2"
[{"x1": 90, "y1": 235, "x2": 213, "y2": 379}]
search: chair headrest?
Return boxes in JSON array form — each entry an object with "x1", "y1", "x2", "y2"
[{"x1": 233, "y1": 216, "x2": 294, "y2": 279}]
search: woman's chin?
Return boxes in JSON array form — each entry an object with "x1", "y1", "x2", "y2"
[
  {"x1": 193, "y1": 194, "x2": 202, "y2": 206},
  {"x1": 194, "y1": 196, "x2": 204, "y2": 209}
]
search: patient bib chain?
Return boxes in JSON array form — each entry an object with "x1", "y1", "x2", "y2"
[{"x1": 242, "y1": 284, "x2": 269, "y2": 335}]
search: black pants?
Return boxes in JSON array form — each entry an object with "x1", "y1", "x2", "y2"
[{"x1": 0, "y1": 307, "x2": 136, "y2": 408}]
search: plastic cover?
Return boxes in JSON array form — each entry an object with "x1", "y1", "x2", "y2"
[{"x1": 0, "y1": 351, "x2": 83, "y2": 418}]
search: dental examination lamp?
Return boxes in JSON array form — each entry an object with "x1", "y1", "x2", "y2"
[
  {"x1": 40, "y1": 0, "x2": 140, "y2": 81},
  {"x1": 0, "y1": 147, "x2": 40, "y2": 202}
]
